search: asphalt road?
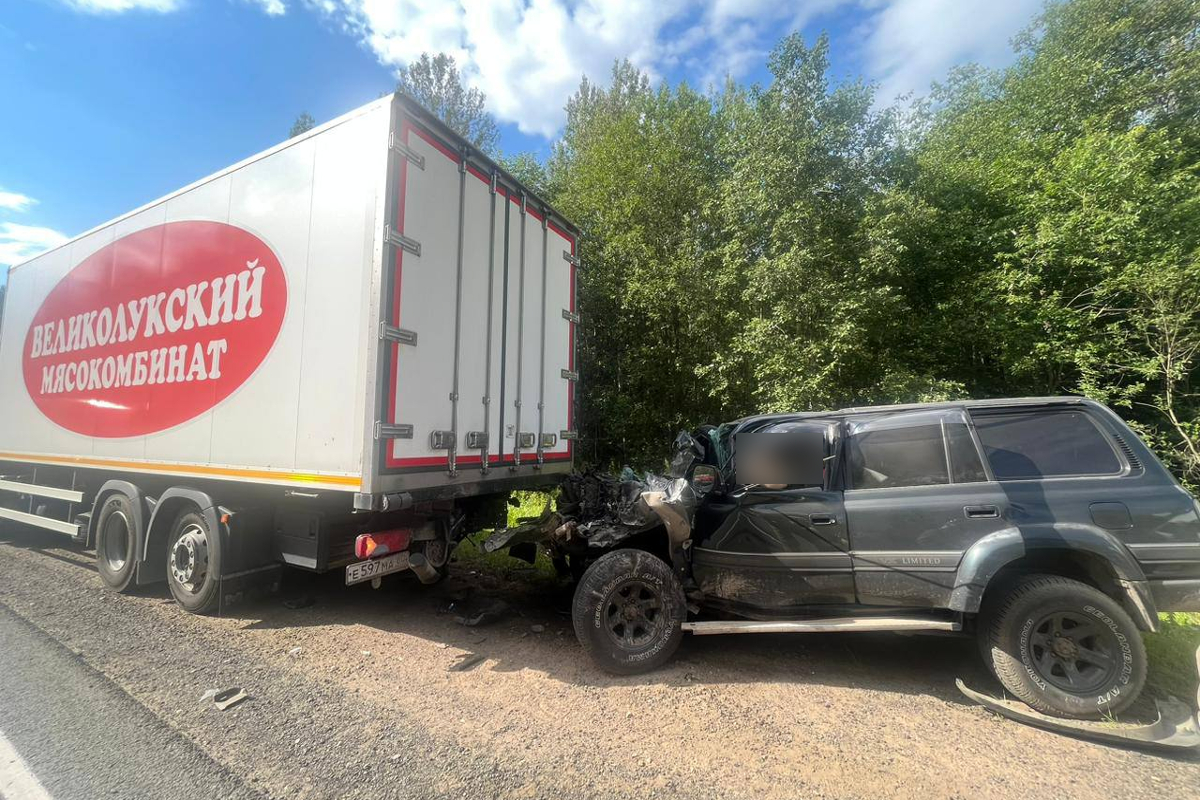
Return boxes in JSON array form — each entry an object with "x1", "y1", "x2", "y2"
[
  {"x1": 2, "y1": 523, "x2": 1199, "y2": 800},
  {"x1": 0, "y1": 606, "x2": 260, "y2": 800}
]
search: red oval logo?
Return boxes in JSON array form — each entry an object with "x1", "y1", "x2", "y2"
[{"x1": 22, "y1": 221, "x2": 287, "y2": 438}]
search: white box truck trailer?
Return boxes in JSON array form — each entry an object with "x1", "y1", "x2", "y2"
[{"x1": 0, "y1": 93, "x2": 579, "y2": 612}]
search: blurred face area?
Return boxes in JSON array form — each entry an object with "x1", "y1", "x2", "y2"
[{"x1": 735, "y1": 428, "x2": 827, "y2": 488}]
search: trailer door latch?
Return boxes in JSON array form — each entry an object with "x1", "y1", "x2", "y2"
[
  {"x1": 385, "y1": 225, "x2": 421, "y2": 256},
  {"x1": 379, "y1": 323, "x2": 418, "y2": 345},
  {"x1": 375, "y1": 422, "x2": 414, "y2": 440}
]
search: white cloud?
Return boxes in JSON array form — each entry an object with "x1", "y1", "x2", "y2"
[
  {"x1": 0, "y1": 189, "x2": 35, "y2": 213},
  {"x1": 308, "y1": 0, "x2": 822, "y2": 137},
  {"x1": 248, "y1": 0, "x2": 287, "y2": 14},
  {"x1": 859, "y1": 0, "x2": 1043, "y2": 104},
  {"x1": 0, "y1": 223, "x2": 69, "y2": 267},
  {"x1": 59, "y1": 0, "x2": 182, "y2": 12}
]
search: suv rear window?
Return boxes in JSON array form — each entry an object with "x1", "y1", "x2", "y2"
[{"x1": 972, "y1": 410, "x2": 1121, "y2": 479}]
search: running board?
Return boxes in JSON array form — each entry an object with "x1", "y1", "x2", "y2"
[{"x1": 682, "y1": 617, "x2": 960, "y2": 636}]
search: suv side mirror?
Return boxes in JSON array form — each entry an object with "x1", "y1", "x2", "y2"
[{"x1": 690, "y1": 464, "x2": 721, "y2": 497}]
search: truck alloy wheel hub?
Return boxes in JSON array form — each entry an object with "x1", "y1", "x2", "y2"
[{"x1": 171, "y1": 526, "x2": 209, "y2": 590}]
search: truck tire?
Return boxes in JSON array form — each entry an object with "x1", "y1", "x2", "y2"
[
  {"x1": 982, "y1": 574, "x2": 1146, "y2": 719},
  {"x1": 95, "y1": 494, "x2": 138, "y2": 592},
  {"x1": 166, "y1": 510, "x2": 221, "y2": 614},
  {"x1": 572, "y1": 549, "x2": 685, "y2": 675}
]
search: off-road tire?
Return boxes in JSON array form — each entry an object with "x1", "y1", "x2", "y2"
[
  {"x1": 166, "y1": 510, "x2": 221, "y2": 614},
  {"x1": 95, "y1": 494, "x2": 138, "y2": 592},
  {"x1": 982, "y1": 574, "x2": 1146, "y2": 719},
  {"x1": 572, "y1": 549, "x2": 685, "y2": 675}
]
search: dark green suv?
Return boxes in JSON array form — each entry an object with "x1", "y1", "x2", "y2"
[{"x1": 504, "y1": 397, "x2": 1200, "y2": 719}]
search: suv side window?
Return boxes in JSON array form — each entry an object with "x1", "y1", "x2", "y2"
[
  {"x1": 946, "y1": 421, "x2": 988, "y2": 483},
  {"x1": 971, "y1": 409, "x2": 1121, "y2": 479},
  {"x1": 847, "y1": 410, "x2": 989, "y2": 490},
  {"x1": 847, "y1": 412, "x2": 946, "y2": 489}
]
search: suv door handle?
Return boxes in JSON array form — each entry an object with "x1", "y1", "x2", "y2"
[
  {"x1": 810, "y1": 514, "x2": 837, "y2": 526},
  {"x1": 964, "y1": 505, "x2": 1000, "y2": 519}
]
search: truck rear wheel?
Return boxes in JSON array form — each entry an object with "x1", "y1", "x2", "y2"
[
  {"x1": 982, "y1": 574, "x2": 1146, "y2": 719},
  {"x1": 95, "y1": 494, "x2": 137, "y2": 592},
  {"x1": 572, "y1": 549, "x2": 685, "y2": 675},
  {"x1": 166, "y1": 510, "x2": 220, "y2": 614}
]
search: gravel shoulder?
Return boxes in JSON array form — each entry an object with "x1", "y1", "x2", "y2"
[{"x1": 1, "y1": 526, "x2": 1197, "y2": 799}]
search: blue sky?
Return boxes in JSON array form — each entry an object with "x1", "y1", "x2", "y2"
[{"x1": 0, "y1": 0, "x2": 1047, "y2": 272}]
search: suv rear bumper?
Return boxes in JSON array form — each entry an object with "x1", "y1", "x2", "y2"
[{"x1": 1149, "y1": 579, "x2": 1200, "y2": 613}]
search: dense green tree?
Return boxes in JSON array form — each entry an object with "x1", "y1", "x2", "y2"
[
  {"x1": 546, "y1": 61, "x2": 729, "y2": 465},
  {"x1": 529, "y1": 0, "x2": 1200, "y2": 484},
  {"x1": 879, "y1": 0, "x2": 1200, "y2": 484},
  {"x1": 397, "y1": 53, "x2": 499, "y2": 154}
]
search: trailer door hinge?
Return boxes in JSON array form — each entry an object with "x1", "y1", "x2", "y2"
[
  {"x1": 385, "y1": 225, "x2": 421, "y2": 256},
  {"x1": 560, "y1": 369, "x2": 579, "y2": 382},
  {"x1": 560, "y1": 430, "x2": 578, "y2": 441},
  {"x1": 379, "y1": 323, "x2": 418, "y2": 345},
  {"x1": 389, "y1": 132, "x2": 426, "y2": 169},
  {"x1": 563, "y1": 251, "x2": 580, "y2": 266},
  {"x1": 561, "y1": 309, "x2": 581, "y2": 324},
  {"x1": 375, "y1": 422, "x2": 414, "y2": 440}
]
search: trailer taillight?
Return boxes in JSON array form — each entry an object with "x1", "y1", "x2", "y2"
[{"x1": 355, "y1": 529, "x2": 412, "y2": 560}]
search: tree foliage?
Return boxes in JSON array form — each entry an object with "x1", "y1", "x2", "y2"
[
  {"x1": 536, "y1": 0, "x2": 1200, "y2": 482},
  {"x1": 397, "y1": 53, "x2": 499, "y2": 154},
  {"x1": 289, "y1": 112, "x2": 315, "y2": 138}
]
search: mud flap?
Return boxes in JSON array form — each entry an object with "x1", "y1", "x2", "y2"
[{"x1": 956, "y1": 678, "x2": 1200, "y2": 752}]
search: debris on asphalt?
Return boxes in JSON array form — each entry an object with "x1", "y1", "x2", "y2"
[
  {"x1": 283, "y1": 594, "x2": 314, "y2": 610},
  {"x1": 448, "y1": 596, "x2": 512, "y2": 627},
  {"x1": 212, "y1": 687, "x2": 249, "y2": 711},
  {"x1": 530, "y1": 624, "x2": 545, "y2": 633},
  {"x1": 448, "y1": 653, "x2": 486, "y2": 673},
  {"x1": 288, "y1": 646, "x2": 302, "y2": 656},
  {"x1": 361, "y1": 650, "x2": 372, "y2": 657}
]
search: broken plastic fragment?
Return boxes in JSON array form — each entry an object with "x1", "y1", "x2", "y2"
[{"x1": 956, "y1": 679, "x2": 1200, "y2": 752}]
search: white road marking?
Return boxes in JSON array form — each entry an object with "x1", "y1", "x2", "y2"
[{"x1": 0, "y1": 727, "x2": 53, "y2": 800}]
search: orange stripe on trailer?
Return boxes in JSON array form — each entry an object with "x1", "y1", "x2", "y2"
[{"x1": 0, "y1": 451, "x2": 362, "y2": 488}]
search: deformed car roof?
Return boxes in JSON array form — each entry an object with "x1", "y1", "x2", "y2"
[{"x1": 728, "y1": 396, "x2": 1094, "y2": 431}]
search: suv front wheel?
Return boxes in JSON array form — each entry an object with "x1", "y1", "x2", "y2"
[
  {"x1": 982, "y1": 574, "x2": 1146, "y2": 719},
  {"x1": 572, "y1": 549, "x2": 686, "y2": 674}
]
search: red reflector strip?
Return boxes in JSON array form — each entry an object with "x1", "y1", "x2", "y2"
[{"x1": 355, "y1": 529, "x2": 412, "y2": 560}]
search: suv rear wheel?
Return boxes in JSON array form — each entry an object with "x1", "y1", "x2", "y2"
[
  {"x1": 982, "y1": 574, "x2": 1146, "y2": 718},
  {"x1": 572, "y1": 549, "x2": 685, "y2": 675}
]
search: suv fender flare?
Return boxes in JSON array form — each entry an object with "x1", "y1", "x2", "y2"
[
  {"x1": 948, "y1": 525, "x2": 1156, "y2": 626},
  {"x1": 138, "y1": 488, "x2": 223, "y2": 585}
]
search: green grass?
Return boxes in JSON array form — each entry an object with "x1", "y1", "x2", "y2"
[
  {"x1": 451, "y1": 490, "x2": 561, "y2": 586},
  {"x1": 1144, "y1": 612, "x2": 1200, "y2": 701}
]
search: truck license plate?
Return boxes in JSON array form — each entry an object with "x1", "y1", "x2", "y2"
[{"x1": 345, "y1": 551, "x2": 409, "y2": 585}]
